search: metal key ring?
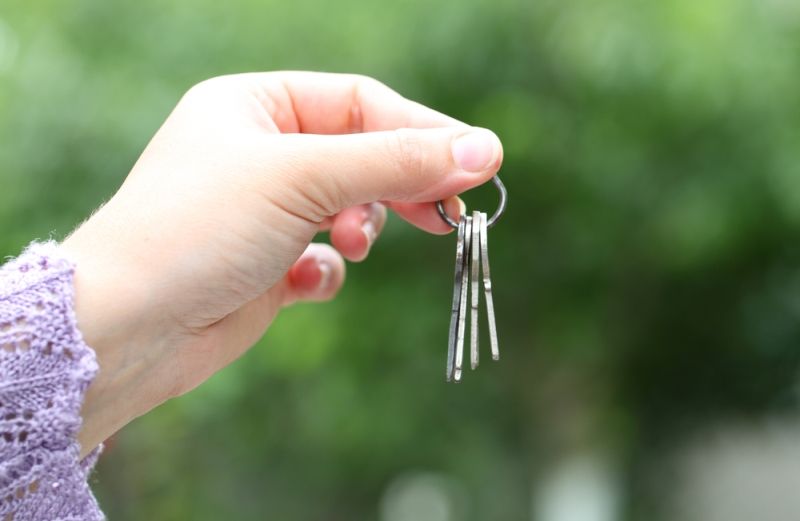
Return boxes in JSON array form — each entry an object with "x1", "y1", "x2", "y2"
[{"x1": 436, "y1": 175, "x2": 507, "y2": 229}]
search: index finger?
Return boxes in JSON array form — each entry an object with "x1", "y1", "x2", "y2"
[{"x1": 239, "y1": 71, "x2": 467, "y2": 134}]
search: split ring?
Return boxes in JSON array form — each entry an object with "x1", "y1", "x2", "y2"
[{"x1": 436, "y1": 175, "x2": 507, "y2": 229}]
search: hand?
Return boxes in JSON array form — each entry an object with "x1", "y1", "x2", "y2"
[{"x1": 63, "y1": 71, "x2": 503, "y2": 455}]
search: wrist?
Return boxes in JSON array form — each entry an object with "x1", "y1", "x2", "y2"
[{"x1": 62, "y1": 219, "x2": 181, "y2": 456}]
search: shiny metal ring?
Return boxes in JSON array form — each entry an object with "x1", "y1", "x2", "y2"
[{"x1": 436, "y1": 175, "x2": 507, "y2": 229}]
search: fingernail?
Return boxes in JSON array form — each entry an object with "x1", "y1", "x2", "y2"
[
  {"x1": 361, "y1": 220, "x2": 377, "y2": 248},
  {"x1": 443, "y1": 195, "x2": 465, "y2": 224},
  {"x1": 452, "y1": 129, "x2": 501, "y2": 173},
  {"x1": 361, "y1": 203, "x2": 384, "y2": 250},
  {"x1": 317, "y1": 261, "x2": 332, "y2": 291}
]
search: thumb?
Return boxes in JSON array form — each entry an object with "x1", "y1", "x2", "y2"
[{"x1": 274, "y1": 127, "x2": 503, "y2": 213}]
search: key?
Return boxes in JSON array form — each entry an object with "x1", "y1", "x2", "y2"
[
  {"x1": 470, "y1": 210, "x2": 481, "y2": 370},
  {"x1": 479, "y1": 211, "x2": 500, "y2": 360},
  {"x1": 454, "y1": 215, "x2": 472, "y2": 382},
  {"x1": 446, "y1": 216, "x2": 467, "y2": 382}
]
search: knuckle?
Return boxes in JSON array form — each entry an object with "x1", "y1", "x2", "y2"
[
  {"x1": 184, "y1": 76, "x2": 221, "y2": 97},
  {"x1": 271, "y1": 158, "x2": 348, "y2": 219},
  {"x1": 181, "y1": 75, "x2": 238, "y2": 104},
  {"x1": 351, "y1": 73, "x2": 382, "y2": 91},
  {"x1": 388, "y1": 128, "x2": 425, "y2": 180},
  {"x1": 301, "y1": 176, "x2": 348, "y2": 218},
  {"x1": 351, "y1": 74, "x2": 392, "y2": 105}
]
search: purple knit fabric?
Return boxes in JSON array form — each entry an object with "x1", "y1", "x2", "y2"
[{"x1": 0, "y1": 242, "x2": 103, "y2": 520}]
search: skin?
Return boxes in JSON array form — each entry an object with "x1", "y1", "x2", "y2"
[{"x1": 62, "y1": 71, "x2": 503, "y2": 457}]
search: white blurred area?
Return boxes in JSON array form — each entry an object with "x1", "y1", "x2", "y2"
[
  {"x1": 378, "y1": 424, "x2": 800, "y2": 521},
  {"x1": 380, "y1": 472, "x2": 464, "y2": 521},
  {"x1": 0, "y1": 18, "x2": 18, "y2": 73},
  {"x1": 667, "y1": 417, "x2": 800, "y2": 521},
  {"x1": 534, "y1": 454, "x2": 621, "y2": 521}
]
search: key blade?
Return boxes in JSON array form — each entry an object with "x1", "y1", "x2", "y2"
[
  {"x1": 446, "y1": 216, "x2": 467, "y2": 381},
  {"x1": 479, "y1": 212, "x2": 500, "y2": 360},
  {"x1": 470, "y1": 211, "x2": 481, "y2": 370},
  {"x1": 455, "y1": 215, "x2": 472, "y2": 381}
]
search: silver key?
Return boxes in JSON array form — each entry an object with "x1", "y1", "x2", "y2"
[
  {"x1": 454, "y1": 214, "x2": 472, "y2": 382},
  {"x1": 470, "y1": 210, "x2": 481, "y2": 370},
  {"x1": 479, "y1": 211, "x2": 499, "y2": 360},
  {"x1": 446, "y1": 216, "x2": 467, "y2": 382}
]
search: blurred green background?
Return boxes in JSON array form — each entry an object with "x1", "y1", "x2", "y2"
[{"x1": 3, "y1": 0, "x2": 800, "y2": 519}]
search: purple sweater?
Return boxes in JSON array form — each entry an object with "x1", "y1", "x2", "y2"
[{"x1": 0, "y1": 242, "x2": 104, "y2": 520}]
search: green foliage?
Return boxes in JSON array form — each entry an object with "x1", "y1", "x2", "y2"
[{"x1": 3, "y1": 0, "x2": 800, "y2": 519}]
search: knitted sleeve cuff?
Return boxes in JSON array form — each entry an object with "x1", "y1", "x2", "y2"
[{"x1": 0, "y1": 241, "x2": 104, "y2": 521}]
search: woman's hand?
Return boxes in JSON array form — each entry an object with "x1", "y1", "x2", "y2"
[{"x1": 63, "y1": 72, "x2": 503, "y2": 455}]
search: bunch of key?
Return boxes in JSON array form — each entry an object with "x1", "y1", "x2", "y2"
[{"x1": 437, "y1": 176, "x2": 506, "y2": 383}]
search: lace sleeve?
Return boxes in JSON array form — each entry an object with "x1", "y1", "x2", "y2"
[{"x1": 0, "y1": 242, "x2": 104, "y2": 521}]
